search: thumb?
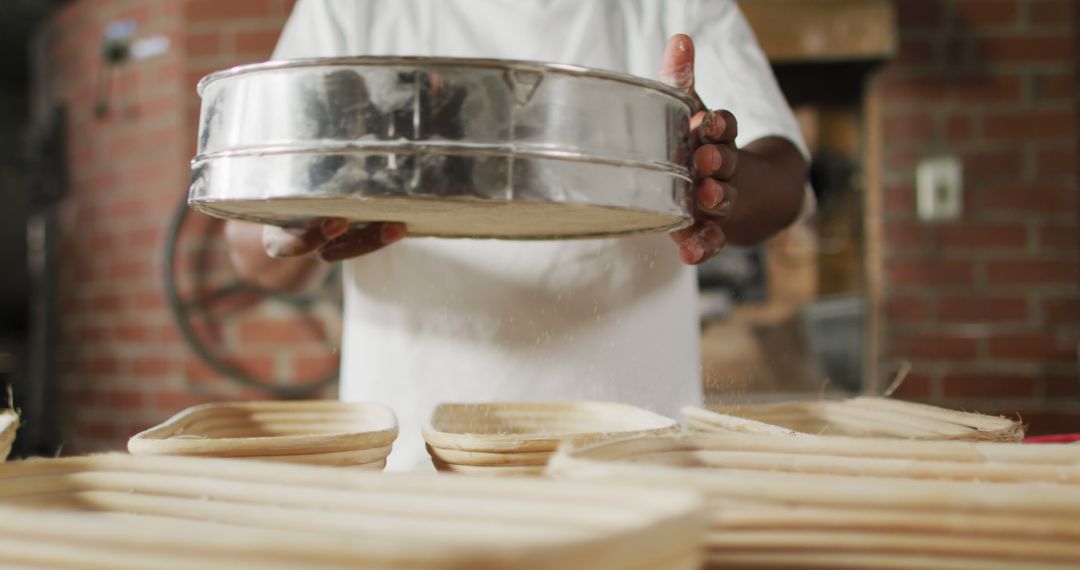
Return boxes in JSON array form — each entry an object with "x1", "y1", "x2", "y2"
[{"x1": 660, "y1": 34, "x2": 702, "y2": 108}]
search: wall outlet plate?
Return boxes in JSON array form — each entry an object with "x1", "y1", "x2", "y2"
[{"x1": 916, "y1": 156, "x2": 963, "y2": 221}]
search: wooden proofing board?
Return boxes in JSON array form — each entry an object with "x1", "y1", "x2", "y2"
[
  {"x1": 0, "y1": 453, "x2": 707, "y2": 570},
  {"x1": 548, "y1": 433, "x2": 1080, "y2": 570},
  {"x1": 0, "y1": 410, "x2": 17, "y2": 461},
  {"x1": 128, "y1": 401, "x2": 397, "y2": 469},
  {"x1": 683, "y1": 397, "x2": 1023, "y2": 441},
  {"x1": 423, "y1": 402, "x2": 678, "y2": 475}
]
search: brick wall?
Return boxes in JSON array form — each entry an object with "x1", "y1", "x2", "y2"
[
  {"x1": 878, "y1": 0, "x2": 1078, "y2": 434},
  {"x1": 45, "y1": 0, "x2": 335, "y2": 453}
]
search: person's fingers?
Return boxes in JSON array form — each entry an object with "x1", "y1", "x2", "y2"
[
  {"x1": 693, "y1": 143, "x2": 738, "y2": 180},
  {"x1": 660, "y1": 34, "x2": 706, "y2": 111},
  {"x1": 688, "y1": 110, "x2": 707, "y2": 152},
  {"x1": 699, "y1": 110, "x2": 738, "y2": 145},
  {"x1": 696, "y1": 178, "x2": 738, "y2": 217},
  {"x1": 660, "y1": 34, "x2": 695, "y2": 93},
  {"x1": 263, "y1": 218, "x2": 349, "y2": 257},
  {"x1": 669, "y1": 223, "x2": 698, "y2": 247},
  {"x1": 696, "y1": 220, "x2": 726, "y2": 262},
  {"x1": 318, "y1": 222, "x2": 407, "y2": 262},
  {"x1": 669, "y1": 219, "x2": 730, "y2": 263},
  {"x1": 669, "y1": 218, "x2": 727, "y2": 265}
]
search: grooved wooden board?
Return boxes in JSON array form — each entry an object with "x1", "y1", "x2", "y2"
[
  {"x1": 549, "y1": 433, "x2": 1080, "y2": 569},
  {"x1": 0, "y1": 454, "x2": 707, "y2": 570}
]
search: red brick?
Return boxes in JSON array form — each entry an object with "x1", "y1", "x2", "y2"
[
  {"x1": 154, "y1": 390, "x2": 218, "y2": 413},
  {"x1": 279, "y1": 0, "x2": 299, "y2": 17},
  {"x1": 1033, "y1": 72, "x2": 1077, "y2": 102},
  {"x1": 944, "y1": 114, "x2": 973, "y2": 141},
  {"x1": 976, "y1": 35, "x2": 1073, "y2": 64},
  {"x1": 886, "y1": 296, "x2": 930, "y2": 321},
  {"x1": 133, "y1": 357, "x2": 174, "y2": 377},
  {"x1": 123, "y1": 155, "x2": 185, "y2": 190},
  {"x1": 896, "y1": 0, "x2": 944, "y2": 28},
  {"x1": 888, "y1": 260, "x2": 974, "y2": 285},
  {"x1": 87, "y1": 356, "x2": 121, "y2": 375},
  {"x1": 949, "y1": 74, "x2": 1022, "y2": 102},
  {"x1": 105, "y1": 389, "x2": 145, "y2": 410},
  {"x1": 90, "y1": 293, "x2": 124, "y2": 312},
  {"x1": 1016, "y1": 410, "x2": 1080, "y2": 436},
  {"x1": 962, "y1": 149, "x2": 1024, "y2": 179},
  {"x1": 938, "y1": 297, "x2": 1028, "y2": 322},
  {"x1": 878, "y1": 75, "x2": 946, "y2": 102},
  {"x1": 884, "y1": 184, "x2": 916, "y2": 211},
  {"x1": 125, "y1": 227, "x2": 162, "y2": 251},
  {"x1": 186, "y1": 0, "x2": 273, "y2": 22},
  {"x1": 1029, "y1": 0, "x2": 1075, "y2": 25},
  {"x1": 291, "y1": 354, "x2": 341, "y2": 382},
  {"x1": 237, "y1": 319, "x2": 323, "y2": 344},
  {"x1": 889, "y1": 373, "x2": 932, "y2": 400},
  {"x1": 135, "y1": 91, "x2": 185, "y2": 121},
  {"x1": 88, "y1": 230, "x2": 117, "y2": 251},
  {"x1": 943, "y1": 373, "x2": 1036, "y2": 398},
  {"x1": 164, "y1": 319, "x2": 221, "y2": 344},
  {"x1": 184, "y1": 357, "x2": 221, "y2": 383},
  {"x1": 108, "y1": 197, "x2": 146, "y2": 218},
  {"x1": 883, "y1": 113, "x2": 935, "y2": 140},
  {"x1": 988, "y1": 333, "x2": 1077, "y2": 361},
  {"x1": 978, "y1": 182, "x2": 1076, "y2": 214},
  {"x1": 235, "y1": 28, "x2": 280, "y2": 56},
  {"x1": 185, "y1": 355, "x2": 275, "y2": 383},
  {"x1": 75, "y1": 325, "x2": 109, "y2": 344},
  {"x1": 108, "y1": 260, "x2": 152, "y2": 281},
  {"x1": 943, "y1": 38, "x2": 969, "y2": 68},
  {"x1": 130, "y1": 290, "x2": 168, "y2": 311},
  {"x1": 1039, "y1": 224, "x2": 1078, "y2": 251},
  {"x1": 986, "y1": 260, "x2": 1077, "y2": 285},
  {"x1": 185, "y1": 30, "x2": 223, "y2": 58},
  {"x1": 934, "y1": 223, "x2": 1027, "y2": 249},
  {"x1": 886, "y1": 221, "x2": 925, "y2": 251},
  {"x1": 116, "y1": 3, "x2": 153, "y2": 25},
  {"x1": 80, "y1": 421, "x2": 122, "y2": 441},
  {"x1": 1045, "y1": 375, "x2": 1080, "y2": 398},
  {"x1": 202, "y1": 289, "x2": 263, "y2": 314},
  {"x1": 952, "y1": 0, "x2": 1018, "y2": 27},
  {"x1": 114, "y1": 324, "x2": 155, "y2": 342},
  {"x1": 1034, "y1": 147, "x2": 1077, "y2": 176},
  {"x1": 983, "y1": 110, "x2": 1076, "y2": 140},
  {"x1": 891, "y1": 333, "x2": 979, "y2": 360},
  {"x1": 1043, "y1": 298, "x2": 1080, "y2": 325},
  {"x1": 892, "y1": 38, "x2": 937, "y2": 67},
  {"x1": 186, "y1": 66, "x2": 221, "y2": 92}
]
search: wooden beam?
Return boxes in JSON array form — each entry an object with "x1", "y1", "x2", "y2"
[
  {"x1": 862, "y1": 75, "x2": 885, "y2": 394},
  {"x1": 737, "y1": 0, "x2": 897, "y2": 63}
]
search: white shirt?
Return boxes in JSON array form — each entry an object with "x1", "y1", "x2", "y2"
[{"x1": 274, "y1": 0, "x2": 807, "y2": 470}]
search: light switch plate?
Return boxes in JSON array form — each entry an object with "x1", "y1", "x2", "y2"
[{"x1": 916, "y1": 156, "x2": 963, "y2": 221}]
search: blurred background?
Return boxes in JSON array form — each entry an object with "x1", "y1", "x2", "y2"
[{"x1": 0, "y1": 0, "x2": 1075, "y2": 456}]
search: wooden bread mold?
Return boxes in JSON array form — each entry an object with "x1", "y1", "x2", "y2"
[
  {"x1": 423, "y1": 401, "x2": 679, "y2": 476},
  {"x1": 548, "y1": 432, "x2": 1080, "y2": 569},
  {"x1": 0, "y1": 453, "x2": 708, "y2": 570},
  {"x1": 683, "y1": 396, "x2": 1023, "y2": 442},
  {"x1": 128, "y1": 401, "x2": 398, "y2": 470}
]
